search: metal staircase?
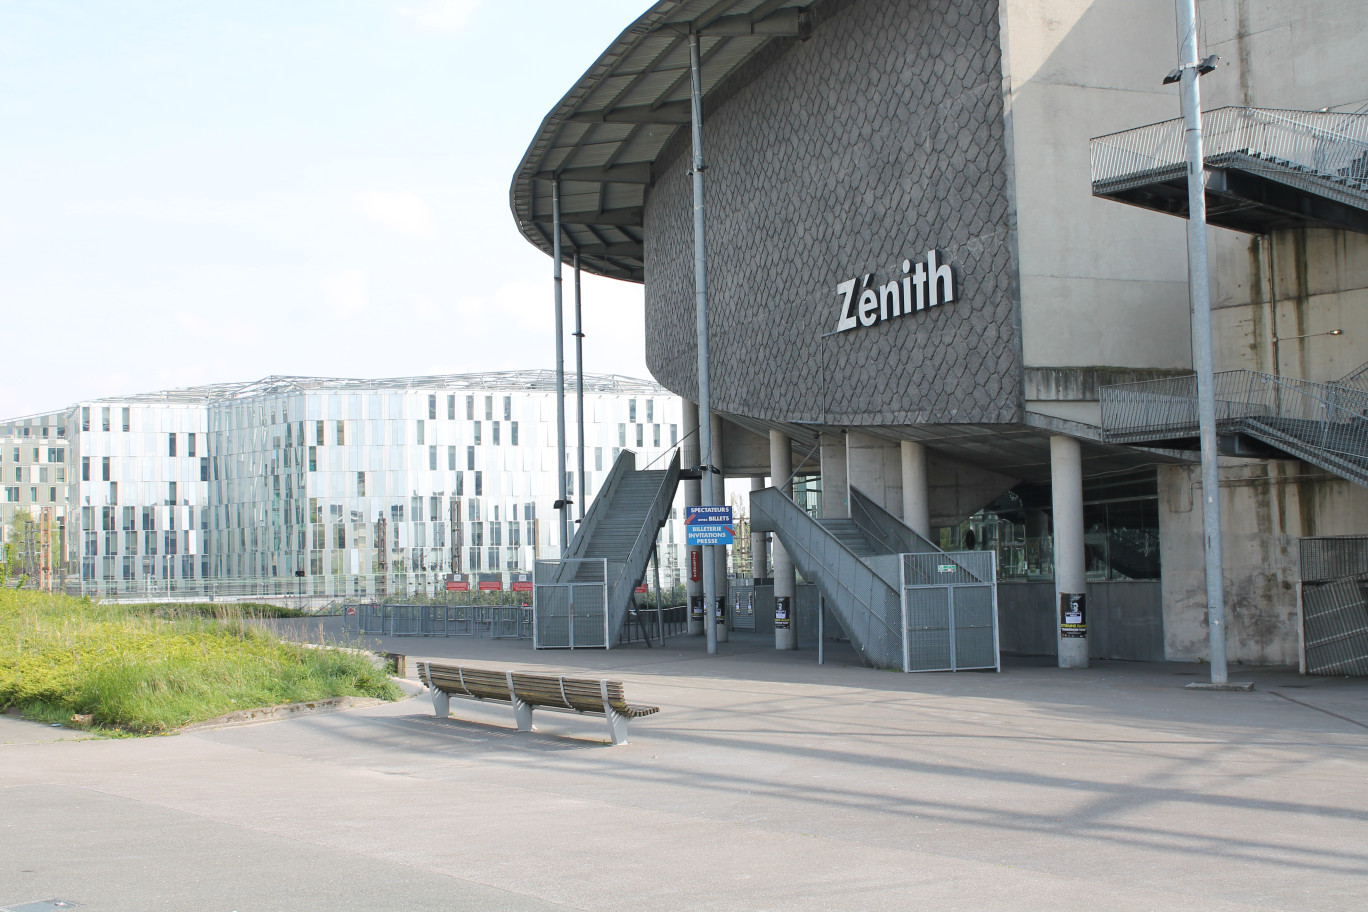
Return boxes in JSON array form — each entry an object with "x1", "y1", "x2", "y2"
[
  {"x1": 1100, "y1": 365, "x2": 1368, "y2": 487},
  {"x1": 751, "y1": 484, "x2": 997, "y2": 672},
  {"x1": 751, "y1": 486, "x2": 907, "y2": 669},
  {"x1": 1092, "y1": 107, "x2": 1368, "y2": 234},
  {"x1": 533, "y1": 449, "x2": 680, "y2": 648}
]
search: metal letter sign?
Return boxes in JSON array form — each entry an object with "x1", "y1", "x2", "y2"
[
  {"x1": 685, "y1": 505, "x2": 735, "y2": 546},
  {"x1": 834, "y1": 250, "x2": 958, "y2": 334}
]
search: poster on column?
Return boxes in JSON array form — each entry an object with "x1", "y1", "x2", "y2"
[
  {"x1": 774, "y1": 595, "x2": 791, "y2": 630},
  {"x1": 1059, "y1": 593, "x2": 1087, "y2": 638}
]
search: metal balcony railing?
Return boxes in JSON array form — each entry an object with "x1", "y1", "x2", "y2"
[
  {"x1": 1100, "y1": 368, "x2": 1368, "y2": 486},
  {"x1": 1092, "y1": 107, "x2": 1368, "y2": 210}
]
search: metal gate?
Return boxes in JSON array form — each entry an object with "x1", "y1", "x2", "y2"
[
  {"x1": 1300, "y1": 536, "x2": 1368, "y2": 676},
  {"x1": 533, "y1": 559, "x2": 610, "y2": 649},
  {"x1": 899, "y1": 551, "x2": 1000, "y2": 672},
  {"x1": 730, "y1": 586, "x2": 757, "y2": 631}
]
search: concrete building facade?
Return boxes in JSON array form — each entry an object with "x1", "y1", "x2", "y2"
[{"x1": 511, "y1": 0, "x2": 1368, "y2": 668}]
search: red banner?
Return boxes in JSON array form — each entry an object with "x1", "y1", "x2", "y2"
[
  {"x1": 511, "y1": 581, "x2": 533, "y2": 592},
  {"x1": 635, "y1": 584, "x2": 648, "y2": 593},
  {"x1": 478, "y1": 581, "x2": 503, "y2": 591},
  {"x1": 445, "y1": 580, "x2": 468, "y2": 591},
  {"x1": 689, "y1": 549, "x2": 701, "y2": 582}
]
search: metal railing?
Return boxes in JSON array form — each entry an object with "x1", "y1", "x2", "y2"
[
  {"x1": 79, "y1": 573, "x2": 534, "y2": 606},
  {"x1": 350, "y1": 603, "x2": 533, "y2": 639},
  {"x1": 849, "y1": 486, "x2": 941, "y2": 555},
  {"x1": 1091, "y1": 107, "x2": 1368, "y2": 204},
  {"x1": 1100, "y1": 369, "x2": 1368, "y2": 483},
  {"x1": 617, "y1": 604, "x2": 689, "y2": 646}
]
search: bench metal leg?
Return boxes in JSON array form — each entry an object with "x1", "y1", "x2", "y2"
[
  {"x1": 512, "y1": 698, "x2": 534, "y2": 732},
  {"x1": 432, "y1": 688, "x2": 450, "y2": 719},
  {"x1": 605, "y1": 709, "x2": 629, "y2": 746},
  {"x1": 507, "y1": 670, "x2": 534, "y2": 731}
]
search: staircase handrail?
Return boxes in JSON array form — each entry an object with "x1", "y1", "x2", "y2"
[
  {"x1": 604, "y1": 449, "x2": 681, "y2": 637},
  {"x1": 751, "y1": 485, "x2": 904, "y2": 668},
  {"x1": 1101, "y1": 368, "x2": 1368, "y2": 481},
  {"x1": 563, "y1": 449, "x2": 638, "y2": 564},
  {"x1": 1340, "y1": 360, "x2": 1368, "y2": 386},
  {"x1": 848, "y1": 486, "x2": 942, "y2": 555},
  {"x1": 1091, "y1": 106, "x2": 1368, "y2": 188}
]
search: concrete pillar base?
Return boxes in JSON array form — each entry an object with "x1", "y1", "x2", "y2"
[
  {"x1": 1051, "y1": 435, "x2": 1089, "y2": 669},
  {"x1": 770, "y1": 429, "x2": 797, "y2": 651}
]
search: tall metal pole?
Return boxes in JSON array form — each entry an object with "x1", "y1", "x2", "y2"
[
  {"x1": 574, "y1": 254, "x2": 587, "y2": 523},
  {"x1": 689, "y1": 29, "x2": 718, "y2": 656},
  {"x1": 1176, "y1": 0, "x2": 1228, "y2": 685},
  {"x1": 552, "y1": 180, "x2": 570, "y2": 557}
]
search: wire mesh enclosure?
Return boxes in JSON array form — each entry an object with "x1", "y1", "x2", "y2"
[
  {"x1": 533, "y1": 558, "x2": 610, "y2": 649},
  {"x1": 900, "y1": 551, "x2": 1000, "y2": 673}
]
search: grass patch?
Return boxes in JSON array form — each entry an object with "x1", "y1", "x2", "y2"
[{"x1": 0, "y1": 589, "x2": 401, "y2": 734}]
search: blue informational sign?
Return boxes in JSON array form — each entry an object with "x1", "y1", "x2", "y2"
[{"x1": 685, "y1": 505, "x2": 735, "y2": 546}]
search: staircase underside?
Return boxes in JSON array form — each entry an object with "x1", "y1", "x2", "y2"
[{"x1": 1094, "y1": 153, "x2": 1368, "y2": 235}]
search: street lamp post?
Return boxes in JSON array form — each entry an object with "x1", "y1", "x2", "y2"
[{"x1": 1170, "y1": 0, "x2": 1230, "y2": 686}]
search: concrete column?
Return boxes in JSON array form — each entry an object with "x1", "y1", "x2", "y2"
[
  {"x1": 770, "y1": 429, "x2": 797, "y2": 651},
  {"x1": 682, "y1": 399, "x2": 703, "y2": 635},
  {"x1": 900, "y1": 440, "x2": 930, "y2": 539},
  {"x1": 818, "y1": 432, "x2": 848, "y2": 519},
  {"x1": 1050, "y1": 435, "x2": 1088, "y2": 668},
  {"x1": 750, "y1": 476, "x2": 768, "y2": 581},
  {"x1": 711, "y1": 413, "x2": 728, "y2": 642}
]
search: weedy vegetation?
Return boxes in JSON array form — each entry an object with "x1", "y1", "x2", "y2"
[{"x1": 0, "y1": 589, "x2": 400, "y2": 734}]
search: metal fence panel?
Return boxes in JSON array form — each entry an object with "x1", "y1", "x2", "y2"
[
  {"x1": 904, "y1": 587, "x2": 952, "y2": 672},
  {"x1": 901, "y1": 551, "x2": 999, "y2": 673},
  {"x1": 1301, "y1": 536, "x2": 1368, "y2": 584},
  {"x1": 731, "y1": 586, "x2": 757, "y2": 631},
  {"x1": 951, "y1": 585, "x2": 999, "y2": 671},
  {"x1": 533, "y1": 559, "x2": 608, "y2": 649},
  {"x1": 1302, "y1": 575, "x2": 1368, "y2": 676}
]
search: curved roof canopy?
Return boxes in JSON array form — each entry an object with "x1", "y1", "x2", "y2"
[{"x1": 509, "y1": 0, "x2": 819, "y2": 282}]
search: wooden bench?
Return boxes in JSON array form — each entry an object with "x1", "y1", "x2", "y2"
[{"x1": 416, "y1": 662, "x2": 658, "y2": 745}]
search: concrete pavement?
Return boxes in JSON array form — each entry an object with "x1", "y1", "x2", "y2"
[{"x1": 2, "y1": 629, "x2": 1366, "y2": 911}]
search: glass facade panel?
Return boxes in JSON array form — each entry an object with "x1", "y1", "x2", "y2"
[{"x1": 7, "y1": 375, "x2": 684, "y2": 599}]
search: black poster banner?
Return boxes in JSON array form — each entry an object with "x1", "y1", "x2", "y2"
[
  {"x1": 1060, "y1": 593, "x2": 1087, "y2": 639},
  {"x1": 774, "y1": 595, "x2": 791, "y2": 630}
]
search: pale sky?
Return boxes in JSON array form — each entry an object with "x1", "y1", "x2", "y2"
[{"x1": 0, "y1": 0, "x2": 655, "y2": 419}]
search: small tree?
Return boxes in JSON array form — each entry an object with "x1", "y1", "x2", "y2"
[{"x1": 2, "y1": 509, "x2": 36, "y2": 588}]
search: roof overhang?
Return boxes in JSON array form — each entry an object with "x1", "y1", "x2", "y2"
[{"x1": 508, "y1": 1, "x2": 820, "y2": 283}]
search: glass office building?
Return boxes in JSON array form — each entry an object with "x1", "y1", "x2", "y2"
[
  {"x1": 0, "y1": 410, "x2": 71, "y2": 589},
  {"x1": 5, "y1": 372, "x2": 683, "y2": 600}
]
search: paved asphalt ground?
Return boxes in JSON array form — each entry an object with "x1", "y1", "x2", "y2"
[{"x1": 2, "y1": 621, "x2": 1367, "y2": 911}]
